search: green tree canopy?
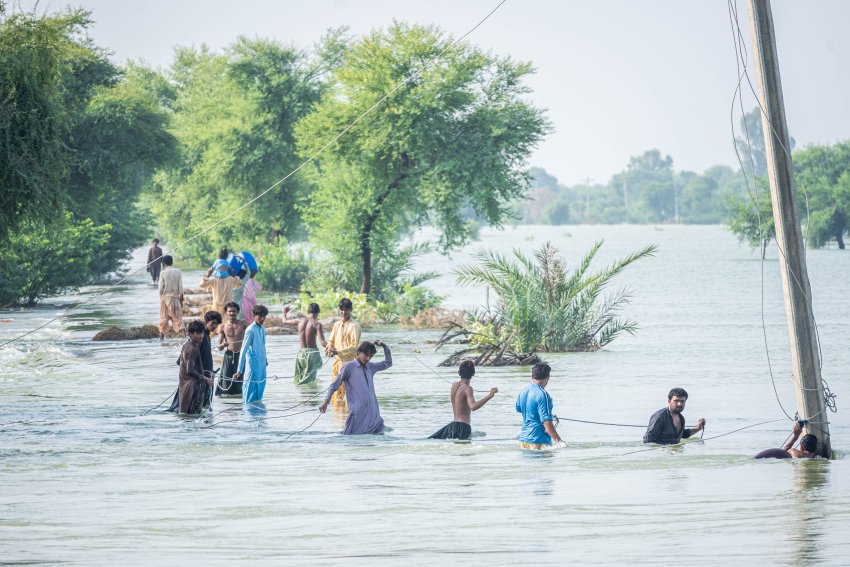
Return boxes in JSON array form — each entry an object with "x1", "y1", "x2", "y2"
[
  {"x1": 151, "y1": 34, "x2": 338, "y2": 261},
  {"x1": 296, "y1": 22, "x2": 550, "y2": 294}
]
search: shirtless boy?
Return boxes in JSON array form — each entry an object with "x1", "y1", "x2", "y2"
[
  {"x1": 216, "y1": 301, "x2": 249, "y2": 396},
  {"x1": 282, "y1": 303, "x2": 327, "y2": 385},
  {"x1": 429, "y1": 360, "x2": 498, "y2": 440}
]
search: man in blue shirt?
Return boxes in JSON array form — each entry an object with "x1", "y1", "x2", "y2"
[{"x1": 515, "y1": 362, "x2": 565, "y2": 449}]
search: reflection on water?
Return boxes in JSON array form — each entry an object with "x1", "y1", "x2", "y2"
[
  {"x1": 0, "y1": 227, "x2": 847, "y2": 565},
  {"x1": 790, "y1": 460, "x2": 830, "y2": 565}
]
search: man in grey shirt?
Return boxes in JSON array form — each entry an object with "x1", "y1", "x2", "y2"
[
  {"x1": 319, "y1": 340, "x2": 392, "y2": 434},
  {"x1": 643, "y1": 387, "x2": 706, "y2": 444}
]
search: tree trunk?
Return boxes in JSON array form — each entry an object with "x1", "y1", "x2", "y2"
[
  {"x1": 836, "y1": 231, "x2": 845, "y2": 250},
  {"x1": 359, "y1": 227, "x2": 372, "y2": 295}
]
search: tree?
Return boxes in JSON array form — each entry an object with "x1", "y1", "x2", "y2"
[
  {"x1": 0, "y1": 213, "x2": 110, "y2": 306},
  {"x1": 734, "y1": 106, "x2": 795, "y2": 178},
  {"x1": 151, "y1": 35, "x2": 337, "y2": 261},
  {"x1": 794, "y1": 142, "x2": 850, "y2": 249},
  {"x1": 0, "y1": 8, "x2": 87, "y2": 238},
  {"x1": 296, "y1": 23, "x2": 549, "y2": 295},
  {"x1": 726, "y1": 181, "x2": 775, "y2": 258}
]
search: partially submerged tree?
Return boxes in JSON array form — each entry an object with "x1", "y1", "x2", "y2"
[
  {"x1": 296, "y1": 22, "x2": 549, "y2": 295},
  {"x1": 794, "y1": 141, "x2": 850, "y2": 249},
  {"x1": 438, "y1": 241, "x2": 656, "y2": 365}
]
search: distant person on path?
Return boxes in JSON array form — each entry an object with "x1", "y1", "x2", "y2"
[
  {"x1": 176, "y1": 320, "x2": 213, "y2": 415},
  {"x1": 325, "y1": 298, "x2": 361, "y2": 407},
  {"x1": 200, "y1": 310, "x2": 221, "y2": 409},
  {"x1": 515, "y1": 362, "x2": 565, "y2": 449},
  {"x1": 319, "y1": 340, "x2": 392, "y2": 434},
  {"x1": 233, "y1": 305, "x2": 269, "y2": 404},
  {"x1": 158, "y1": 255, "x2": 184, "y2": 338},
  {"x1": 429, "y1": 360, "x2": 498, "y2": 440},
  {"x1": 146, "y1": 238, "x2": 164, "y2": 284},
  {"x1": 643, "y1": 387, "x2": 706, "y2": 445},
  {"x1": 241, "y1": 272, "x2": 262, "y2": 321},
  {"x1": 755, "y1": 421, "x2": 819, "y2": 459},
  {"x1": 231, "y1": 254, "x2": 252, "y2": 321},
  {"x1": 282, "y1": 303, "x2": 327, "y2": 385},
  {"x1": 216, "y1": 302, "x2": 249, "y2": 397}
]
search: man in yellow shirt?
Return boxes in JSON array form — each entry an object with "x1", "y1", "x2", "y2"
[{"x1": 325, "y1": 298, "x2": 361, "y2": 406}]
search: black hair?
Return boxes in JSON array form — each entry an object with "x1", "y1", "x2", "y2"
[
  {"x1": 531, "y1": 362, "x2": 551, "y2": 381},
  {"x1": 307, "y1": 303, "x2": 320, "y2": 315},
  {"x1": 162, "y1": 255, "x2": 173, "y2": 266},
  {"x1": 668, "y1": 387, "x2": 689, "y2": 400},
  {"x1": 338, "y1": 298, "x2": 353, "y2": 310},
  {"x1": 253, "y1": 305, "x2": 269, "y2": 317},
  {"x1": 356, "y1": 341, "x2": 377, "y2": 356},
  {"x1": 800, "y1": 434, "x2": 818, "y2": 454},
  {"x1": 458, "y1": 360, "x2": 475, "y2": 379},
  {"x1": 152, "y1": 238, "x2": 159, "y2": 244},
  {"x1": 187, "y1": 320, "x2": 205, "y2": 334},
  {"x1": 224, "y1": 301, "x2": 240, "y2": 313},
  {"x1": 218, "y1": 248, "x2": 229, "y2": 260},
  {"x1": 204, "y1": 310, "x2": 222, "y2": 324}
]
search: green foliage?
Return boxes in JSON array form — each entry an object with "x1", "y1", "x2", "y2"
[
  {"x1": 255, "y1": 241, "x2": 311, "y2": 291},
  {"x1": 0, "y1": 9, "x2": 88, "y2": 237},
  {"x1": 296, "y1": 22, "x2": 549, "y2": 294},
  {"x1": 454, "y1": 241, "x2": 656, "y2": 353},
  {"x1": 304, "y1": 241, "x2": 437, "y2": 302},
  {"x1": 295, "y1": 290, "x2": 381, "y2": 326},
  {"x1": 295, "y1": 284, "x2": 441, "y2": 327},
  {"x1": 0, "y1": 213, "x2": 110, "y2": 306},
  {"x1": 150, "y1": 36, "x2": 335, "y2": 261},
  {"x1": 726, "y1": 182, "x2": 775, "y2": 257},
  {"x1": 794, "y1": 142, "x2": 850, "y2": 249},
  {"x1": 378, "y1": 282, "x2": 442, "y2": 322}
]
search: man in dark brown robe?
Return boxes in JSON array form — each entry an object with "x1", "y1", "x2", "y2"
[
  {"x1": 146, "y1": 238, "x2": 164, "y2": 284},
  {"x1": 178, "y1": 320, "x2": 213, "y2": 415}
]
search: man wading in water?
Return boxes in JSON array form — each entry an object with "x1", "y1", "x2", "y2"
[
  {"x1": 282, "y1": 303, "x2": 327, "y2": 385},
  {"x1": 216, "y1": 302, "x2": 249, "y2": 397},
  {"x1": 429, "y1": 360, "x2": 498, "y2": 440},
  {"x1": 643, "y1": 387, "x2": 706, "y2": 444}
]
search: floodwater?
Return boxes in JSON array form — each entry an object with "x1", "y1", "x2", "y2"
[{"x1": 1, "y1": 225, "x2": 848, "y2": 565}]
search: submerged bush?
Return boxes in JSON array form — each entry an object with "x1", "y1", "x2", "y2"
[{"x1": 453, "y1": 241, "x2": 656, "y2": 353}]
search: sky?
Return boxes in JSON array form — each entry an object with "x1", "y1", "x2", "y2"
[{"x1": 13, "y1": 0, "x2": 850, "y2": 186}]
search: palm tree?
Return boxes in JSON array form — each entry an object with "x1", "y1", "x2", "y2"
[{"x1": 451, "y1": 240, "x2": 656, "y2": 356}]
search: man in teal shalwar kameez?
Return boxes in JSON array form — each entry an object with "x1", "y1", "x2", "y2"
[{"x1": 234, "y1": 305, "x2": 269, "y2": 404}]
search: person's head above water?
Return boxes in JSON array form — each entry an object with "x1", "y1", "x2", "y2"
[
  {"x1": 458, "y1": 360, "x2": 475, "y2": 380},
  {"x1": 531, "y1": 362, "x2": 551, "y2": 382},
  {"x1": 800, "y1": 433, "x2": 818, "y2": 454},
  {"x1": 307, "y1": 303, "x2": 320, "y2": 315},
  {"x1": 162, "y1": 255, "x2": 173, "y2": 266},
  {"x1": 667, "y1": 387, "x2": 689, "y2": 414}
]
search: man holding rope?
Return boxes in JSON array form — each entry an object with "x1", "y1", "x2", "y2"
[
  {"x1": 516, "y1": 362, "x2": 565, "y2": 450},
  {"x1": 429, "y1": 360, "x2": 497, "y2": 440},
  {"x1": 643, "y1": 387, "x2": 705, "y2": 444},
  {"x1": 282, "y1": 303, "x2": 327, "y2": 385}
]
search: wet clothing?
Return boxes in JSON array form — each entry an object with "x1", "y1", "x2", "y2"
[
  {"x1": 200, "y1": 331, "x2": 214, "y2": 407},
  {"x1": 147, "y1": 245, "x2": 163, "y2": 283},
  {"x1": 216, "y1": 349, "x2": 243, "y2": 396},
  {"x1": 643, "y1": 408, "x2": 694, "y2": 444},
  {"x1": 516, "y1": 383, "x2": 554, "y2": 445},
  {"x1": 327, "y1": 318, "x2": 361, "y2": 405},
  {"x1": 754, "y1": 448, "x2": 792, "y2": 459},
  {"x1": 428, "y1": 421, "x2": 472, "y2": 440},
  {"x1": 238, "y1": 322, "x2": 267, "y2": 404},
  {"x1": 177, "y1": 341, "x2": 206, "y2": 414},
  {"x1": 232, "y1": 271, "x2": 250, "y2": 321},
  {"x1": 200, "y1": 276, "x2": 242, "y2": 317},
  {"x1": 294, "y1": 348, "x2": 322, "y2": 385},
  {"x1": 158, "y1": 266, "x2": 183, "y2": 335},
  {"x1": 325, "y1": 344, "x2": 392, "y2": 435},
  {"x1": 241, "y1": 278, "x2": 261, "y2": 321}
]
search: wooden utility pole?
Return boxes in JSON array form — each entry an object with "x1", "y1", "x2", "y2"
[{"x1": 747, "y1": 0, "x2": 831, "y2": 457}]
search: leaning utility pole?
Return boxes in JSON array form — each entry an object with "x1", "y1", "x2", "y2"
[{"x1": 747, "y1": 0, "x2": 831, "y2": 457}]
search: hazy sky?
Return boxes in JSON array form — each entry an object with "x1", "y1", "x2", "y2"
[{"x1": 14, "y1": 0, "x2": 850, "y2": 185}]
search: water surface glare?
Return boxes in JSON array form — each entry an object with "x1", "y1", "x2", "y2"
[{"x1": 1, "y1": 226, "x2": 848, "y2": 565}]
